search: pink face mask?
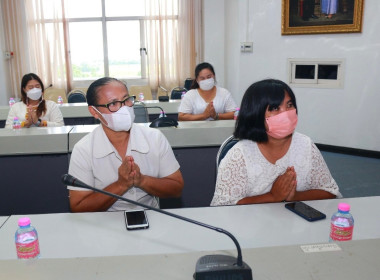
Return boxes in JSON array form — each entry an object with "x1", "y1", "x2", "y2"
[{"x1": 266, "y1": 109, "x2": 298, "y2": 139}]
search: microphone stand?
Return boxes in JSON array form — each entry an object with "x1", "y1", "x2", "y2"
[
  {"x1": 62, "y1": 174, "x2": 252, "y2": 280},
  {"x1": 136, "y1": 103, "x2": 178, "y2": 128}
]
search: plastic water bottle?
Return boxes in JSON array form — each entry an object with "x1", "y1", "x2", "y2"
[
  {"x1": 329, "y1": 203, "x2": 354, "y2": 242},
  {"x1": 57, "y1": 96, "x2": 63, "y2": 105},
  {"x1": 159, "y1": 111, "x2": 166, "y2": 118},
  {"x1": 15, "y1": 217, "x2": 40, "y2": 259},
  {"x1": 181, "y1": 91, "x2": 186, "y2": 99},
  {"x1": 9, "y1": 97, "x2": 15, "y2": 107},
  {"x1": 234, "y1": 108, "x2": 240, "y2": 120},
  {"x1": 139, "y1": 93, "x2": 145, "y2": 102},
  {"x1": 12, "y1": 117, "x2": 21, "y2": 130}
]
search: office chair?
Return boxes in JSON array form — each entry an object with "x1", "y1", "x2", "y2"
[
  {"x1": 184, "y1": 78, "x2": 194, "y2": 90},
  {"x1": 44, "y1": 88, "x2": 67, "y2": 103},
  {"x1": 129, "y1": 85, "x2": 153, "y2": 101},
  {"x1": 67, "y1": 89, "x2": 87, "y2": 103},
  {"x1": 170, "y1": 87, "x2": 187, "y2": 100},
  {"x1": 133, "y1": 103, "x2": 149, "y2": 123},
  {"x1": 216, "y1": 135, "x2": 239, "y2": 176}
]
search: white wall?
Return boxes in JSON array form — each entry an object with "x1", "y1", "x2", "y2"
[{"x1": 204, "y1": 0, "x2": 380, "y2": 151}]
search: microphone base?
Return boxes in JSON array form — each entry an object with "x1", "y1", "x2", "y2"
[{"x1": 194, "y1": 255, "x2": 253, "y2": 280}]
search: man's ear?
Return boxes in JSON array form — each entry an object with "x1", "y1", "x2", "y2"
[{"x1": 88, "y1": 106, "x2": 99, "y2": 119}]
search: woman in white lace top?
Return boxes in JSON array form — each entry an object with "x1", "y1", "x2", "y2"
[{"x1": 211, "y1": 79, "x2": 341, "y2": 206}]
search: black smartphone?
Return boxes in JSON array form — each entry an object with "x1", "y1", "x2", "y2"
[
  {"x1": 285, "y1": 202, "x2": 326, "y2": 222},
  {"x1": 124, "y1": 209, "x2": 149, "y2": 230}
]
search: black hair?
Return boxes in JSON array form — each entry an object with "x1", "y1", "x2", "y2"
[
  {"x1": 20, "y1": 73, "x2": 46, "y2": 117},
  {"x1": 86, "y1": 77, "x2": 128, "y2": 106},
  {"x1": 234, "y1": 79, "x2": 298, "y2": 142},
  {"x1": 190, "y1": 62, "x2": 216, "y2": 89}
]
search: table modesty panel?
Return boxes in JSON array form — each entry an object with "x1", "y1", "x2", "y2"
[
  {"x1": 0, "y1": 196, "x2": 379, "y2": 260},
  {"x1": 0, "y1": 239, "x2": 379, "y2": 280}
]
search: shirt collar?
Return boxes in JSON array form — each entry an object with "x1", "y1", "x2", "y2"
[{"x1": 93, "y1": 124, "x2": 150, "y2": 159}]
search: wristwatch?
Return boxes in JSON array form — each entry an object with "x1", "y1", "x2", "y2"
[
  {"x1": 215, "y1": 113, "x2": 219, "y2": 120},
  {"x1": 35, "y1": 119, "x2": 41, "y2": 127}
]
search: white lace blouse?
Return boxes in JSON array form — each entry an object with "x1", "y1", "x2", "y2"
[{"x1": 211, "y1": 132, "x2": 341, "y2": 206}]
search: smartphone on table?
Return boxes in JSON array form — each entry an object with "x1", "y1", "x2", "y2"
[
  {"x1": 124, "y1": 209, "x2": 149, "y2": 230},
  {"x1": 285, "y1": 201, "x2": 326, "y2": 222}
]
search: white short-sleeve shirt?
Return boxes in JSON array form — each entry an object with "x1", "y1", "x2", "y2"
[
  {"x1": 178, "y1": 87, "x2": 237, "y2": 120},
  {"x1": 68, "y1": 124, "x2": 180, "y2": 211},
  {"x1": 5, "y1": 100, "x2": 64, "y2": 128},
  {"x1": 211, "y1": 132, "x2": 341, "y2": 206}
]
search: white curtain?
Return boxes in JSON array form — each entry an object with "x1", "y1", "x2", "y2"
[
  {"x1": 144, "y1": 0, "x2": 202, "y2": 92},
  {"x1": 1, "y1": 0, "x2": 30, "y2": 99},
  {"x1": 24, "y1": 0, "x2": 69, "y2": 93}
]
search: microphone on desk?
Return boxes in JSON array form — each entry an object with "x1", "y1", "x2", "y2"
[
  {"x1": 61, "y1": 174, "x2": 252, "y2": 280},
  {"x1": 140, "y1": 104, "x2": 178, "y2": 128},
  {"x1": 45, "y1": 84, "x2": 53, "y2": 90}
]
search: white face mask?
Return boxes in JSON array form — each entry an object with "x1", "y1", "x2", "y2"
[
  {"x1": 93, "y1": 105, "x2": 135, "y2": 132},
  {"x1": 26, "y1": 88, "x2": 42, "y2": 100},
  {"x1": 199, "y1": 78, "x2": 215, "y2": 91}
]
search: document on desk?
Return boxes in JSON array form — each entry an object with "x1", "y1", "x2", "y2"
[{"x1": 300, "y1": 243, "x2": 341, "y2": 253}]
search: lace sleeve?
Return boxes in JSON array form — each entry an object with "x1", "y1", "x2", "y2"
[
  {"x1": 211, "y1": 146, "x2": 249, "y2": 206},
  {"x1": 307, "y1": 143, "x2": 341, "y2": 197}
]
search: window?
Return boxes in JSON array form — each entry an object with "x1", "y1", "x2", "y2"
[
  {"x1": 64, "y1": 0, "x2": 177, "y2": 86},
  {"x1": 288, "y1": 59, "x2": 345, "y2": 88}
]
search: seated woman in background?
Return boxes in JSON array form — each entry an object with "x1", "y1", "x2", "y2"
[
  {"x1": 178, "y1": 62, "x2": 237, "y2": 121},
  {"x1": 5, "y1": 73, "x2": 64, "y2": 128},
  {"x1": 211, "y1": 78, "x2": 341, "y2": 206}
]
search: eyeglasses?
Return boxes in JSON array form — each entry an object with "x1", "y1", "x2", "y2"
[{"x1": 94, "y1": 95, "x2": 136, "y2": 112}]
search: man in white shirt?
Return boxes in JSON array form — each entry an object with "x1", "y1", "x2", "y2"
[{"x1": 68, "y1": 77, "x2": 183, "y2": 212}]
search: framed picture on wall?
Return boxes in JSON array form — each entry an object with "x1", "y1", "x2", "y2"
[{"x1": 282, "y1": 0, "x2": 364, "y2": 35}]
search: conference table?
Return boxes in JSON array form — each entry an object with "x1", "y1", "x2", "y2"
[
  {"x1": 0, "y1": 100, "x2": 181, "y2": 127},
  {"x1": 0, "y1": 196, "x2": 379, "y2": 279},
  {"x1": 0, "y1": 121, "x2": 235, "y2": 215}
]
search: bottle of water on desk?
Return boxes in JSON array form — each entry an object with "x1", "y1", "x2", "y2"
[
  {"x1": 329, "y1": 203, "x2": 354, "y2": 242},
  {"x1": 9, "y1": 97, "x2": 15, "y2": 107},
  {"x1": 57, "y1": 96, "x2": 63, "y2": 105},
  {"x1": 139, "y1": 93, "x2": 145, "y2": 102},
  {"x1": 159, "y1": 110, "x2": 166, "y2": 118},
  {"x1": 12, "y1": 117, "x2": 21, "y2": 130},
  {"x1": 181, "y1": 91, "x2": 186, "y2": 99},
  {"x1": 15, "y1": 217, "x2": 40, "y2": 259},
  {"x1": 234, "y1": 108, "x2": 240, "y2": 120}
]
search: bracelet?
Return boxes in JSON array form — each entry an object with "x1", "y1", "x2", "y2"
[
  {"x1": 215, "y1": 113, "x2": 219, "y2": 120},
  {"x1": 35, "y1": 118, "x2": 41, "y2": 127}
]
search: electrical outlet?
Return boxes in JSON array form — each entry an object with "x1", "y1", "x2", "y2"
[
  {"x1": 240, "y1": 42, "x2": 253, "y2": 53},
  {"x1": 4, "y1": 51, "x2": 13, "y2": 59}
]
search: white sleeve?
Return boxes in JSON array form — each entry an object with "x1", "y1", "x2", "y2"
[
  {"x1": 211, "y1": 146, "x2": 249, "y2": 206},
  {"x1": 45, "y1": 102, "x2": 64, "y2": 127},
  {"x1": 157, "y1": 130, "x2": 180, "y2": 177},
  {"x1": 306, "y1": 143, "x2": 342, "y2": 197},
  {"x1": 178, "y1": 91, "x2": 195, "y2": 114},
  {"x1": 5, "y1": 106, "x2": 16, "y2": 129},
  {"x1": 224, "y1": 91, "x2": 237, "y2": 112},
  {"x1": 67, "y1": 139, "x2": 94, "y2": 192}
]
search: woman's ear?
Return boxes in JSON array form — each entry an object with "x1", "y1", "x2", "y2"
[{"x1": 88, "y1": 106, "x2": 100, "y2": 119}]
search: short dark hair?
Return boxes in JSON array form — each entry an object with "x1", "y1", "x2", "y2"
[
  {"x1": 191, "y1": 62, "x2": 216, "y2": 89},
  {"x1": 87, "y1": 77, "x2": 128, "y2": 106},
  {"x1": 234, "y1": 79, "x2": 298, "y2": 142}
]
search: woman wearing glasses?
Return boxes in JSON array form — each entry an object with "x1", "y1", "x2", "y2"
[
  {"x1": 67, "y1": 77, "x2": 184, "y2": 212},
  {"x1": 5, "y1": 73, "x2": 64, "y2": 128}
]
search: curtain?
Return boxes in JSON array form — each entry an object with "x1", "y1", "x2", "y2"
[
  {"x1": 24, "y1": 0, "x2": 70, "y2": 93},
  {"x1": 144, "y1": 0, "x2": 202, "y2": 92},
  {"x1": 1, "y1": 0, "x2": 29, "y2": 99}
]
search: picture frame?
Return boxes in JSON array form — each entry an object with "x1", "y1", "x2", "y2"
[{"x1": 282, "y1": 0, "x2": 364, "y2": 35}]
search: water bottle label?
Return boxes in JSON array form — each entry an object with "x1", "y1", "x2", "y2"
[
  {"x1": 330, "y1": 224, "x2": 353, "y2": 241},
  {"x1": 16, "y1": 239, "x2": 40, "y2": 259}
]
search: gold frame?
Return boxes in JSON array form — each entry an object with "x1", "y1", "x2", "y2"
[{"x1": 282, "y1": 0, "x2": 364, "y2": 35}]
